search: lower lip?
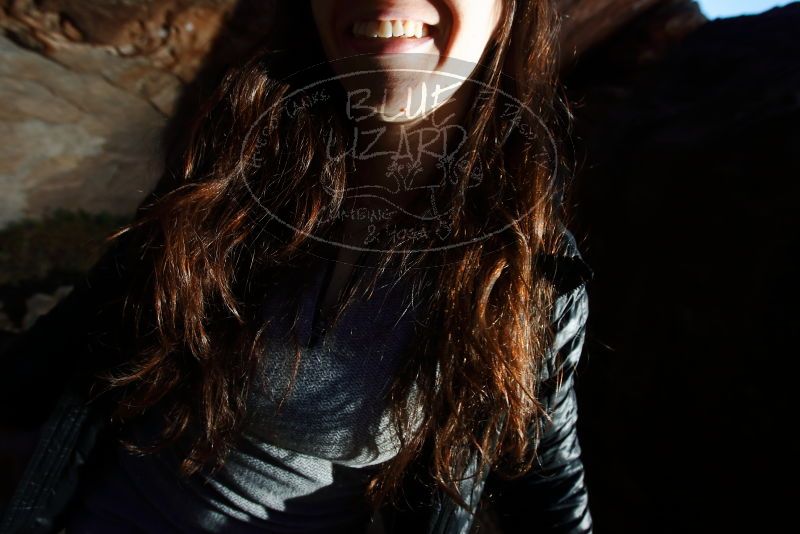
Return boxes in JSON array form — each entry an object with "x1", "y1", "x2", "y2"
[{"x1": 342, "y1": 31, "x2": 436, "y2": 55}]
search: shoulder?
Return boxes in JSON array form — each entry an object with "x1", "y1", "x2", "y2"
[
  {"x1": 535, "y1": 222, "x2": 593, "y2": 300},
  {"x1": 535, "y1": 223, "x2": 593, "y2": 382}
]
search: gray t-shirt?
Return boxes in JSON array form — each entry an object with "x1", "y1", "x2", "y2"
[{"x1": 72, "y1": 256, "x2": 426, "y2": 533}]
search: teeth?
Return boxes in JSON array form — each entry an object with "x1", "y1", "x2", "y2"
[
  {"x1": 378, "y1": 20, "x2": 393, "y2": 38},
  {"x1": 352, "y1": 19, "x2": 432, "y2": 39}
]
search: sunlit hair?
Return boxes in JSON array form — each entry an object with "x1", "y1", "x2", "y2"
[{"x1": 90, "y1": 0, "x2": 571, "y2": 518}]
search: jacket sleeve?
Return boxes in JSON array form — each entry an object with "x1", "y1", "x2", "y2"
[{"x1": 484, "y1": 281, "x2": 593, "y2": 533}]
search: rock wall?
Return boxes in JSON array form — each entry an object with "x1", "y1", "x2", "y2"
[{"x1": 0, "y1": 0, "x2": 275, "y2": 227}]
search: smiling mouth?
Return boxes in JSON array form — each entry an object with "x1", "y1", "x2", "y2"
[{"x1": 352, "y1": 20, "x2": 432, "y2": 39}]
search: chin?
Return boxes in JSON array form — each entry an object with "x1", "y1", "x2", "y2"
[{"x1": 330, "y1": 54, "x2": 469, "y2": 125}]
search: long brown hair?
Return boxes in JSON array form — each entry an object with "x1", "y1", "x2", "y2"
[{"x1": 89, "y1": 0, "x2": 569, "y2": 517}]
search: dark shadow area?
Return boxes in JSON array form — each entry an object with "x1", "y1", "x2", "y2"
[{"x1": 565, "y1": 4, "x2": 800, "y2": 533}]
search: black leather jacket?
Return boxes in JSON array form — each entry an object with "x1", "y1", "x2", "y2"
[{"x1": 0, "y1": 225, "x2": 593, "y2": 534}]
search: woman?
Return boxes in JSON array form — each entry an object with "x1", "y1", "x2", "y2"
[{"x1": 0, "y1": 1, "x2": 594, "y2": 532}]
